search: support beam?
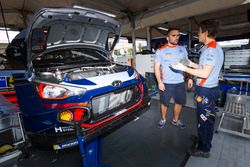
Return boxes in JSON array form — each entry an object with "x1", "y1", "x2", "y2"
[
  {"x1": 0, "y1": 1, "x2": 10, "y2": 44},
  {"x1": 146, "y1": 26, "x2": 151, "y2": 51},
  {"x1": 132, "y1": 27, "x2": 136, "y2": 67},
  {"x1": 121, "y1": 0, "x2": 246, "y2": 34},
  {"x1": 188, "y1": 18, "x2": 192, "y2": 55},
  {"x1": 127, "y1": 12, "x2": 137, "y2": 67}
]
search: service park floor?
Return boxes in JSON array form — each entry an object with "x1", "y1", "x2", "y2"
[{"x1": 1, "y1": 94, "x2": 250, "y2": 167}]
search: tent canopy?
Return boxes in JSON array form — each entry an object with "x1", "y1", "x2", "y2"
[{"x1": 0, "y1": 0, "x2": 250, "y2": 39}]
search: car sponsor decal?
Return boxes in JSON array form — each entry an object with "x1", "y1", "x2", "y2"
[
  {"x1": 196, "y1": 96, "x2": 203, "y2": 102},
  {"x1": 200, "y1": 114, "x2": 207, "y2": 121},
  {"x1": 7, "y1": 76, "x2": 14, "y2": 87},
  {"x1": 53, "y1": 139, "x2": 79, "y2": 150},
  {"x1": 0, "y1": 76, "x2": 14, "y2": 88},
  {"x1": 0, "y1": 77, "x2": 7, "y2": 88},
  {"x1": 54, "y1": 126, "x2": 74, "y2": 133}
]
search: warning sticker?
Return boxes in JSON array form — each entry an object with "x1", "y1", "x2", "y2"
[
  {"x1": 0, "y1": 76, "x2": 14, "y2": 88},
  {"x1": 0, "y1": 77, "x2": 7, "y2": 88},
  {"x1": 7, "y1": 76, "x2": 14, "y2": 87}
]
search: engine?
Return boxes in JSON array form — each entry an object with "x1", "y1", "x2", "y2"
[{"x1": 38, "y1": 64, "x2": 126, "y2": 82}]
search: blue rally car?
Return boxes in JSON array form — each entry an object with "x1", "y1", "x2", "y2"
[{"x1": 13, "y1": 6, "x2": 151, "y2": 147}]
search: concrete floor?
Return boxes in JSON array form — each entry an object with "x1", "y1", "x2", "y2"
[
  {"x1": 1, "y1": 99, "x2": 197, "y2": 167},
  {"x1": 102, "y1": 99, "x2": 196, "y2": 167},
  {"x1": 1, "y1": 93, "x2": 250, "y2": 167}
]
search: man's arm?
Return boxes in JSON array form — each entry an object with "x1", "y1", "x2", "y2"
[
  {"x1": 154, "y1": 62, "x2": 165, "y2": 91},
  {"x1": 185, "y1": 64, "x2": 213, "y2": 78}
]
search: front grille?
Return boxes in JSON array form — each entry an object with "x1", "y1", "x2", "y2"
[{"x1": 91, "y1": 85, "x2": 140, "y2": 120}]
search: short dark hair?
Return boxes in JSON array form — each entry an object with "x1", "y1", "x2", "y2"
[
  {"x1": 199, "y1": 19, "x2": 220, "y2": 38},
  {"x1": 167, "y1": 27, "x2": 180, "y2": 36}
]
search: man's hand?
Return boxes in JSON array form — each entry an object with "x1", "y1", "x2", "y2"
[
  {"x1": 158, "y1": 82, "x2": 165, "y2": 91},
  {"x1": 170, "y1": 63, "x2": 186, "y2": 71},
  {"x1": 179, "y1": 58, "x2": 194, "y2": 67},
  {"x1": 187, "y1": 79, "x2": 193, "y2": 89}
]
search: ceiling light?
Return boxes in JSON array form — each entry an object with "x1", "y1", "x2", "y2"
[{"x1": 158, "y1": 27, "x2": 168, "y2": 31}]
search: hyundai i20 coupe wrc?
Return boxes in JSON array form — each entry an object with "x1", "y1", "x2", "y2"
[{"x1": 13, "y1": 6, "x2": 151, "y2": 147}]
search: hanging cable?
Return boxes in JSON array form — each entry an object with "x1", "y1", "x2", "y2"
[{"x1": 0, "y1": 1, "x2": 10, "y2": 44}]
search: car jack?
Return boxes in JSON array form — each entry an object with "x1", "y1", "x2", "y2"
[{"x1": 54, "y1": 122, "x2": 110, "y2": 167}]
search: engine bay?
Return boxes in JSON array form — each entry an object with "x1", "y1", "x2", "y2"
[{"x1": 38, "y1": 64, "x2": 127, "y2": 82}]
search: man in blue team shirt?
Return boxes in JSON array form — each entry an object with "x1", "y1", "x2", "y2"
[
  {"x1": 155, "y1": 28, "x2": 193, "y2": 129},
  {"x1": 171, "y1": 19, "x2": 224, "y2": 158}
]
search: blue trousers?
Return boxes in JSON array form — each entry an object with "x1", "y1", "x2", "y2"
[{"x1": 195, "y1": 86, "x2": 219, "y2": 152}]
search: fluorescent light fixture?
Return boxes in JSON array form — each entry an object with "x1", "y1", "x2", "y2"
[
  {"x1": 218, "y1": 39, "x2": 249, "y2": 47},
  {"x1": 0, "y1": 27, "x2": 10, "y2": 30},
  {"x1": 158, "y1": 27, "x2": 168, "y2": 31},
  {"x1": 242, "y1": 0, "x2": 250, "y2": 5},
  {"x1": 73, "y1": 5, "x2": 116, "y2": 17}
]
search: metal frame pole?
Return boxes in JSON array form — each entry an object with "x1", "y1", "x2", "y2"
[{"x1": 147, "y1": 26, "x2": 151, "y2": 51}]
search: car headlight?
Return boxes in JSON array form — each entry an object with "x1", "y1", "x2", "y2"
[
  {"x1": 43, "y1": 86, "x2": 67, "y2": 99},
  {"x1": 37, "y1": 83, "x2": 86, "y2": 100}
]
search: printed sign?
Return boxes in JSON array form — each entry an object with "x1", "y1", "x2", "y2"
[
  {"x1": 0, "y1": 76, "x2": 14, "y2": 88},
  {"x1": 0, "y1": 77, "x2": 7, "y2": 88},
  {"x1": 7, "y1": 76, "x2": 14, "y2": 87}
]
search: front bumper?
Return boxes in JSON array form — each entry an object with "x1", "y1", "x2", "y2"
[{"x1": 28, "y1": 95, "x2": 151, "y2": 149}]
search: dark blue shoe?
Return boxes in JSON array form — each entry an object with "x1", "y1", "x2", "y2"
[
  {"x1": 158, "y1": 119, "x2": 166, "y2": 128},
  {"x1": 171, "y1": 120, "x2": 185, "y2": 129},
  {"x1": 187, "y1": 148, "x2": 210, "y2": 158}
]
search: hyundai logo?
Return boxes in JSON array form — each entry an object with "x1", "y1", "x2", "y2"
[{"x1": 112, "y1": 80, "x2": 123, "y2": 87}]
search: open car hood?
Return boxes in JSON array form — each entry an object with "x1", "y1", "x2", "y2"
[{"x1": 26, "y1": 7, "x2": 121, "y2": 66}]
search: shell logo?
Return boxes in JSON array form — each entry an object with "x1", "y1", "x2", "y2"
[
  {"x1": 59, "y1": 110, "x2": 73, "y2": 122},
  {"x1": 197, "y1": 96, "x2": 203, "y2": 102}
]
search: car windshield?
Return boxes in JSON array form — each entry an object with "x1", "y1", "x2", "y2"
[{"x1": 33, "y1": 48, "x2": 108, "y2": 67}]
